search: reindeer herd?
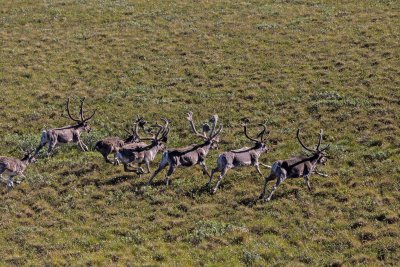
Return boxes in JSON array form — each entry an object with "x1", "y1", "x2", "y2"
[{"x1": 0, "y1": 97, "x2": 331, "y2": 202}]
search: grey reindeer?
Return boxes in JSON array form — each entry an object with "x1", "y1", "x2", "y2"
[
  {"x1": 94, "y1": 115, "x2": 147, "y2": 164},
  {"x1": 147, "y1": 111, "x2": 222, "y2": 186},
  {"x1": 0, "y1": 150, "x2": 36, "y2": 189},
  {"x1": 34, "y1": 97, "x2": 96, "y2": 157},
  {"x1": 208, "y1": 119, "x2": 271, "y2": 194},
  {"x1": 116, "y1": 118, "x2": 169, "y2": 174},
  {"x1": 259, "y1": 129, "x2": 330, "y2": 202}
]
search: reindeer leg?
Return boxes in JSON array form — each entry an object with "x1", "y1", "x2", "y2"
[
  {"x1": 259, "y1": 173, "x2": 275, "y2": 199},
  {"x1": 314, "y1": 170, "x2": 328, "y2": 177},
  {"x1": 81, "y1": 141, "x2": 89, "y2": 151},
  {"x1": 34, "y1": 143, "x2": 45, "y2": 157},
  {"x1": 199, "y1": 160, "x2": 210, "y2": 177},
  {"x1": 15, "y1": 174, "x2": 26, "y2": 185},
  {"x1": 212, "y1": 168, "x2": 227, "y2": 194},
  {"x1": 34, "y1": 132, "x2": 48, "y2": 157},
  {"x1": 136, "y1": 164, "x2": 145, "y2": 176},
  {"x1": 113, "y1": 152, "x2": 121, "y2": 165},
  {"x1": 7, "y1": 175, "x2": 14, "y2": 189},
  {"x1": 147, "y1": 161, "x2": 168, "y2": 185},
  {"x1": 102, "y1": 152, "x2": 113, "y2": 164},
  {"x1": 78, "y1": 140, "x2": 89, "y2": 151},
  {"x1": 145, "y1": 161, "x2": 151, "y2": 174},
  {"x1": 265, "y1": 174, "x2": 286, "y2": 202},
  {"x1": 259, "y1": 163, "x2": 272, "y2": 169},
  {"x1": 123, "y1": 163, "x2": 136, "y2": 172},
  {"x1": 47, "y1": 142, "x2": 56, "y2": 157},
  {"x1": 77, "y1": 140, "x2": 86, "y2": 151},
  {"x1": 255, "y1": 162, "x2": 263, "y2": 176},
  {"x1": 165, "y1": 165, "x2": 176, "y2": 186},
  {"x1": 304, "y1": 175, "x2": 312, "y2": 192},
  {"x1": 208, "y1": 168, "x2": 218, "y2": 188}
]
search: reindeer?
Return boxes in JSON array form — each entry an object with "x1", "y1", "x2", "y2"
[
  {"x1": 94, "y1": 115, "x2": 147, "y2": 164},
  {"x1": 0, "y1": 150, "x2": 36, "y2": 189},
  {"x1": 259, "y1": 129, "x2": 330, "y2": 202},
  {"x1": 208, "y1": 119, "x2": 271, "y2": 194},
  {"x1": 116, "y1": 118, "x2": 169, "y2": 174},
  {"x1": 147, "y1": 112, "x2": 222, "y2": 186},
  {"x1": 34, "y1": 97, "x2": 96, "y2": 157}
]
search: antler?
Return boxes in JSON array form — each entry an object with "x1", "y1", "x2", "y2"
[
  {"x1": 79, "y1": 97, "x2": 96, "y2": 122},
  {"x1": 316, "y1": 129, "x2": 323, "y2": 150},
  {"x1": 296, "y1": 129, "x2": 315, "y2": 152},
  {"x1": 63, "y1": 97, "x2": 96, "y2": 123},
  {"x1": 208, "y1": 115, "x2": 218, "y2": 138},
  {"x1": 257, "y1": 123, "x2": 269, "y2": 142},
  {"x1": 129, "y1": 115, "x2": 151, "y2": 140},
  {"x1": 186, "y1": 111, "x2": 207, "y2": 140},
  {"x1": 317, "y1": 129, "x2": 330, "y2": 152},
  {"x1": 207, "y1": 114, "x2": 223, "y2": 139},
  {"x1": 142, "y1": 118, "x2": 169, "y2": 141},
  {"x1": 64, "y1": 97, "x2": 81, "y2": 122},
  {"x1": 242, "y1": 119, "x2": 259, "y2": 143},
  {"x1": 157, "y1": 118, "x2": 170, "y2": 141}
]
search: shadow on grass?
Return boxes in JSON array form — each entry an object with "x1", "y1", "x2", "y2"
[
  {"x1": 102, "y1": 175, "x2": 135, "y2": 186},
  {"x1": 184, "y1": 184, "x2": 211, "y2": 198},
  {"x1": 238, "y1": 197, "x2": 258, "y2": 207}
]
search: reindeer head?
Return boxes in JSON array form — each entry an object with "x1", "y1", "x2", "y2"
[
  {"x1": 186, "y1": 111, "x2": 223, "y2": 149},
  {"x1": 297, "y1": 129, "x2": 330, "y2": 165},
  {"x1": 63, "y1": 97, "x2": 96, "y2": 132},
  {"x1": 242, "y1": 119, "x2": 269, "y2": 152},
  {"x1": 124, "y1": 115, "x2": 147, "y2": 143}
]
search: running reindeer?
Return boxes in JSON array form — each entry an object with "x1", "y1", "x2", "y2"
[
  {"x1": 259, "y1": 129, "x2": 330, "y2": 202},
  {"x1": 34, "y1": 97, "x2": 96, "y2": 157},
  {"x1": 0, "y1": 150, "x2": 36, "y2": 189},
  {"x1": 208, "y1": 119, "x2": 271, "y2": 194},
  {"x1": 116, "y1": 118, "x2": 169, "y2": 174},
  {"x1": 94, "y1": 115, "x2": 147, "y2": 164},
  {"x1": 147, "y1": 112, "x2": 222, "y2": 186}
]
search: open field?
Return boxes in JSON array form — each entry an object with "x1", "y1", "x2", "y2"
[{"x1": 1, "y1": 0, "x2": 399, "y2": 265}]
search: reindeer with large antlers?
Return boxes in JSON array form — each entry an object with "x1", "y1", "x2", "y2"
[
  {"x1": 208, "y1": 119, "x2": 271, "y2": 194},
  {"x1": 34, "y1": 97, "x2": 96, "y2": 157},
  {"x1": 116, "y1": 118, "x2": 169, "y2": 174},
  {"x1": 94, "y1": 115, "x2": 147, "y2": 164},
  {"x1": 0, "y1": 150, "x2": 36, "y2": 189},
  {"x1": 147, "y1": 112, "x2": 222, "y2": 186},
  {"x1": 259, "y1": 129, "x2": 330, "y2": 202}
]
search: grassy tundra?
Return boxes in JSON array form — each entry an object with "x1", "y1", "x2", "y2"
[{"x1": 0, "y1": 0, "x2": 399, "y2": 265}]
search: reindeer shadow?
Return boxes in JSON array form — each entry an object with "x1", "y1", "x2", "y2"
[
  {"x1": 131, "y1": 180, "x2": 166, "y2": 188},
  {"x1": 101, "y1": 175, "x2": 135, "y2": 186},
  {"x1": 184, "y1": 184, "x2": 212, "y2": 198},
  {"x1": 238, "y1": 197, "x2": 258, "y2": 207}
]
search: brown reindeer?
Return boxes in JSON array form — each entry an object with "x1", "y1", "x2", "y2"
[
  {"x1": 208, "y1": 119, "x2": 271, "y2": 194},
  {"x1": 0, "y1": 150, "x2": 36, "y2": 189},
  {"x1": 34, "y1": 97, "x2": 96, "y2": 157},
  {"x1": 116, "y1": 118, "x2": 169, "y2": 174},
  {"x1": 147, "y1": 112, "x2": 222, "y2": 186},
  {"x1": 94, "y1": 115, "x2": 147, "y2": 164},
  {"x1": 259, "y1": 129, "x2": 330, "y2": 202}
]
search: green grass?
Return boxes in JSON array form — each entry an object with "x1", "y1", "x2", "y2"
[{"x1": 1, "y1": 0, "x2": 399, "y2": 265}]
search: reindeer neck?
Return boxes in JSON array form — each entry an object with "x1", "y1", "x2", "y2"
[
  {"x1": 307, "y1": 153, "x2": 320, "y2": 165},
  {"x1": 200, "y1": 141, "x2": 212, "y2": 155}
]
